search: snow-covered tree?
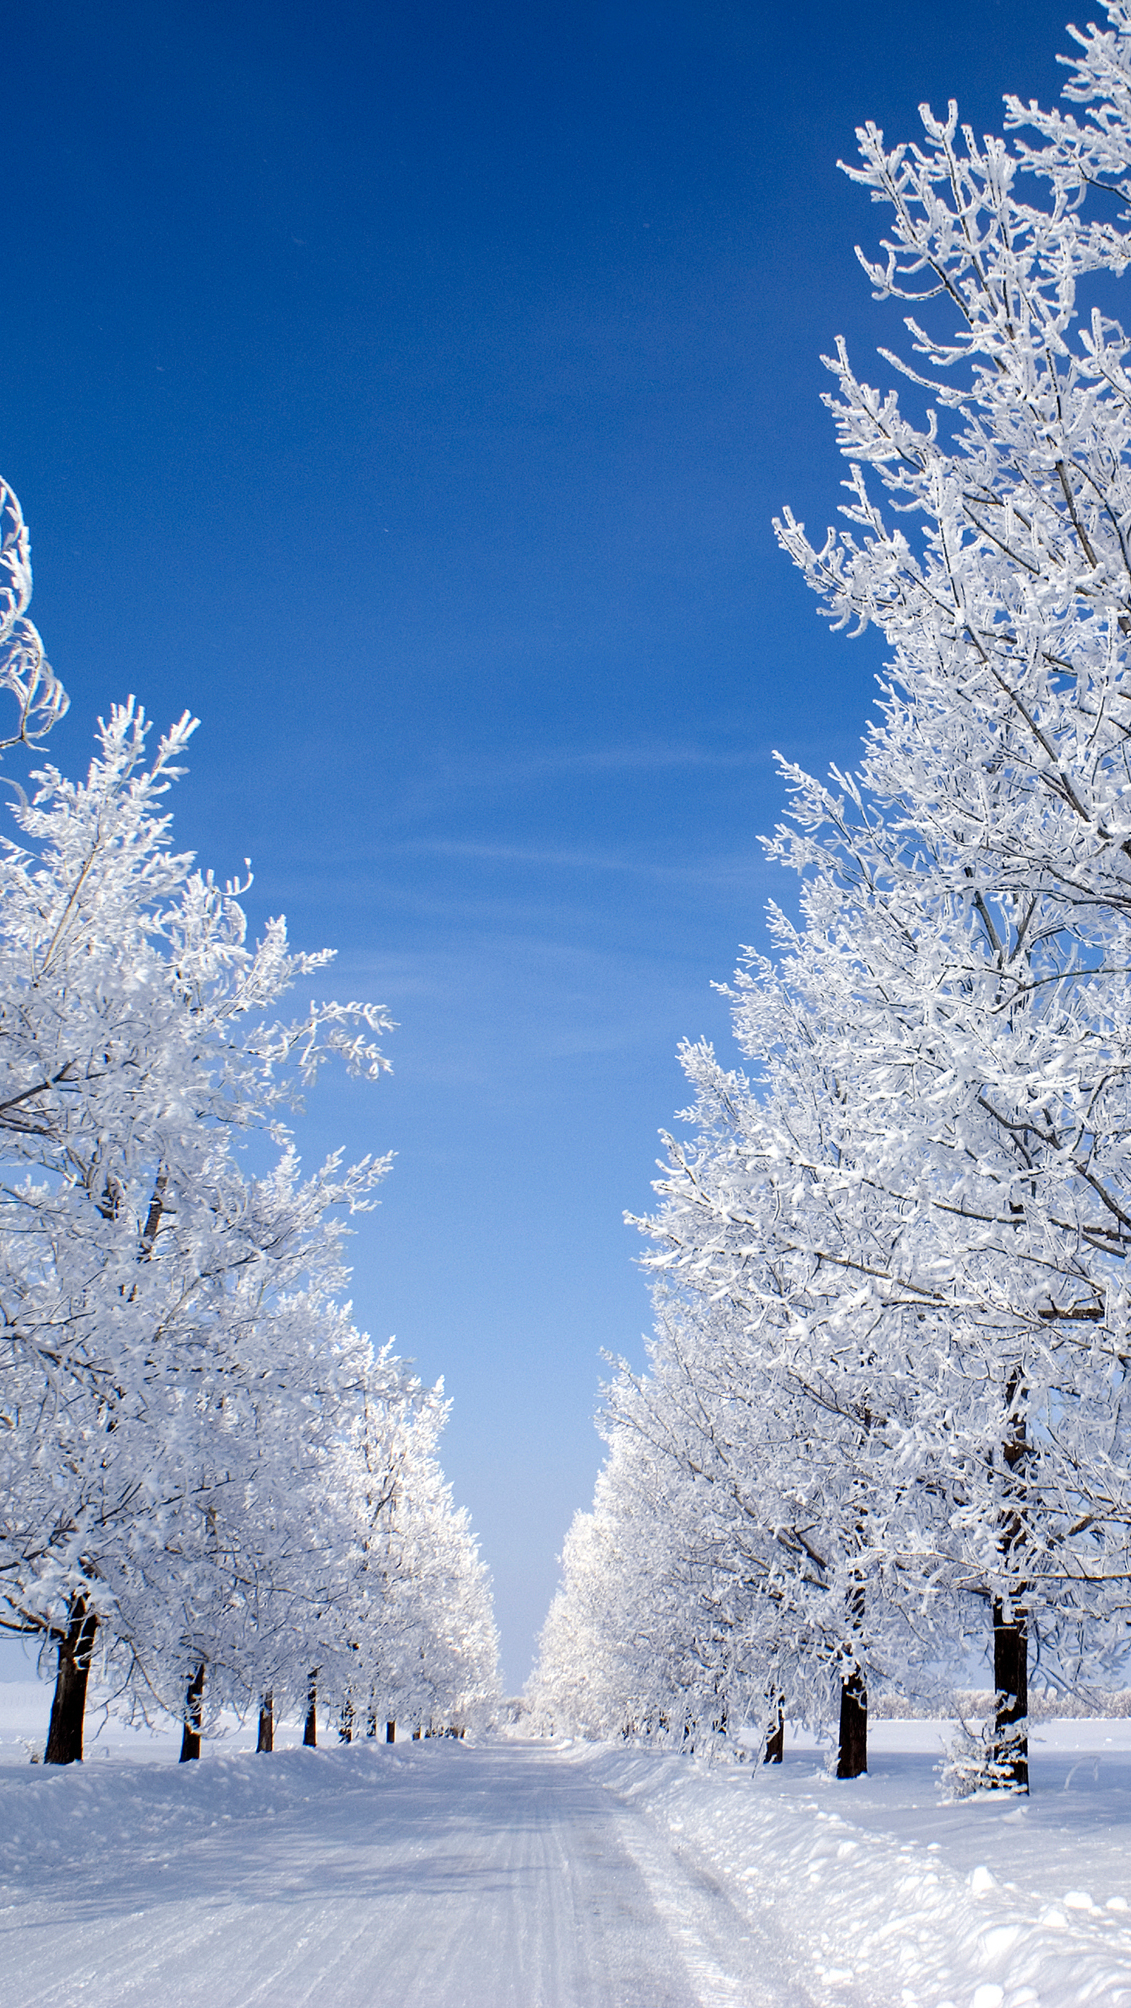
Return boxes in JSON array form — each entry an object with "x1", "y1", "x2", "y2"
[
  {"x1": 308, "y1": 1356, "x2": 500, "y2": 1741},
  {"x1": 530, "y1": 1422, "x2": 724, "y2": 1744},
  {"x1": 575, "y1": 1, "x2": 1131, "y2": 1792},
  {"x1": 605, "y1": 1281, "x2": 923, "y2": 1772},
  {"x1": 0, "y1": 701, "x2": 393, "y2": 1755},
  {"x1": 0, "y1": 475, "x2": 499, "y2": 1763},
  {"x1": 0, "y1": 477, "x2": 67, "y2": 753},
  {"x1": 766, "y1": 1, "x2": 1131, "y2": 1781}
]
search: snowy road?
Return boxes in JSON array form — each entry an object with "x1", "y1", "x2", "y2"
[{"x1": 0, "y1": 1739, "x2": 821, "y2": 2008}]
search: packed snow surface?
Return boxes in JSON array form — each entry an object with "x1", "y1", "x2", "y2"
[{"x1": 3, "y1": 1701, "x2": 1131, "y2": 2003}]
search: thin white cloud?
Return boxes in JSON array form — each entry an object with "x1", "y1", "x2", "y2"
[
  {"x1": 375, "y1": 836, "x2": 778, "y2": 885},
  {"x1": 476, "y1": 742, "x2": 765, "y2": 781}
]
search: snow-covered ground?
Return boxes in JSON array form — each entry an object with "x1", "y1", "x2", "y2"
[
  {"x1": 580, "y1": 1718, "x2": 1131, "y2": 2006},
  {"x1": 3, "y1": 1686, "x2": 1131, "y2": 2006}
]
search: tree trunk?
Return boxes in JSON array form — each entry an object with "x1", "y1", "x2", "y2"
[
  {"x1": 257, "y1": 1692, "x2": 274, "y2": 1753},
  {"x1": 836, "y1": 1459, "x2": 870, "y2": 1782},
  {"x1": 836, "y1": 1669, "x2": 867, "y2": 1779},
  {"x1": 366, "y1": 1705, "x2": 378, "y2": 1738},
  {"x1": 179, "y1": 1663, "x2": 204, "y2": 1762},
  {"x1": 303, "y1": 1678, "x2": 317, "y2": 1747},
  {"x1": 989, "y1": 1372, "x2": 1029, "y2": 1791},
  {"x1": 991, "y1": 1598, "x2": 1028, "y2": 1791},
  {"x1": 44, "y1": 1599, "x2": 98, "y2": 1765},
  {"x1": 385, "y1": 1719, "x2": 395, "y2": 1743},
  {"x1": 763, "y1": 1696, "x2": 784, "y2": 1765},
  {"x1": 339, "y1": 1699, "x2": 354, "y2": 1744},
  {"x1": 837, "y1": 1545, "x2": 868, "y2": 1779}
]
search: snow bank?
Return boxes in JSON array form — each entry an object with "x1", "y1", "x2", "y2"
[
  {"x1": 573, "y1": 1718, "x2": 1131, "y2": 2005},
  {"x1": 0, "y1": 1739, "x2": 394, "y2": 1889}
]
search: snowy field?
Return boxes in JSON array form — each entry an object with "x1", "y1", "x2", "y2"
[{"x1": 3, "y1": 1692, "x2": 1131, "y2": 2005}]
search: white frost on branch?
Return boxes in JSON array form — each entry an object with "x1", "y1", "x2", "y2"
[{"x1": 0, "y1": 479, "x2": 67, "y2": 752}]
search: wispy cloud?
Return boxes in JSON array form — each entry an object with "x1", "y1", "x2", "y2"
[
  {"x1": 471, "y1": 741, "x2": 766, "y2": 782},
  {"x1": 254, "y1": 839, "x2": 782, "y2": 907},
  {"x1": 391, "y1": 836, "x2": 677, "y2": 874}
]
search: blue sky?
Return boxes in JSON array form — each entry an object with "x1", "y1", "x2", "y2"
[{"x1": 0, "y1": 0, "x2": 1085, "y2": 1689}]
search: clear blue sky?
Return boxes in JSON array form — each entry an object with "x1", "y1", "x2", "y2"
[{"x1": 0, "y1": 0, "x2": 1084, "y2": 1689}]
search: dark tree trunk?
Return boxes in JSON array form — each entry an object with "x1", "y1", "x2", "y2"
[
  {"x1": 303, "y1": 1678, "x2": 317, "y2": 1747},
  {"x1": 836, "y1": 1670, "x2": 868, "y2": 1779},
  {"x1": 385, "y1": 1719, "x2": 395, "y2": 1743},
  {"x1": 992, "y1": 1600, "x2": 1028, "y2": 1791},
  {"x1": 338, "y1": 1699, "x2": 354, "y2": 1744},
  {"x1": 836, "y1": 1455, "x2": 871, "y2": 1783},
  {"x1": 257, "y1": 1692, "x2": 274, "y2": 1753},
  {"x1": 366, "y1": 1705, "x2": 378, "y2": 1738},
  {"x1": 764, "y1": 1697, "x2": 784, "y2": 1765},
  {"x1": 989, "y1": 1373, "x2": 1029, "y2": 1791},
  {"x1": 837, "y1": 1548, "x2": 868, "y2": 1779},
  {"x1": 179, "y1": 1663, "x2": 204, "y2": 1762},
  {"x1": 44, "y1": 1600, "x2": 98, "y2": 1765}
]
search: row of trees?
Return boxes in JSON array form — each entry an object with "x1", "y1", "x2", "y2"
[
  {"x1": 532, "y1": 0, "x2": 1131, "y2": 1792},
  {"x1": 0, "y1": 486, "x2": 498, "y2": 1758}
]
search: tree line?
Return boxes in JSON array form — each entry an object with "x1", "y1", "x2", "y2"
[
  {"x1": 532, "y1": 0, "x2": 1131, "y2": 1795},
  {"x1": 0, "y1": 487, "x2": 498, "y2": 1760}
]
